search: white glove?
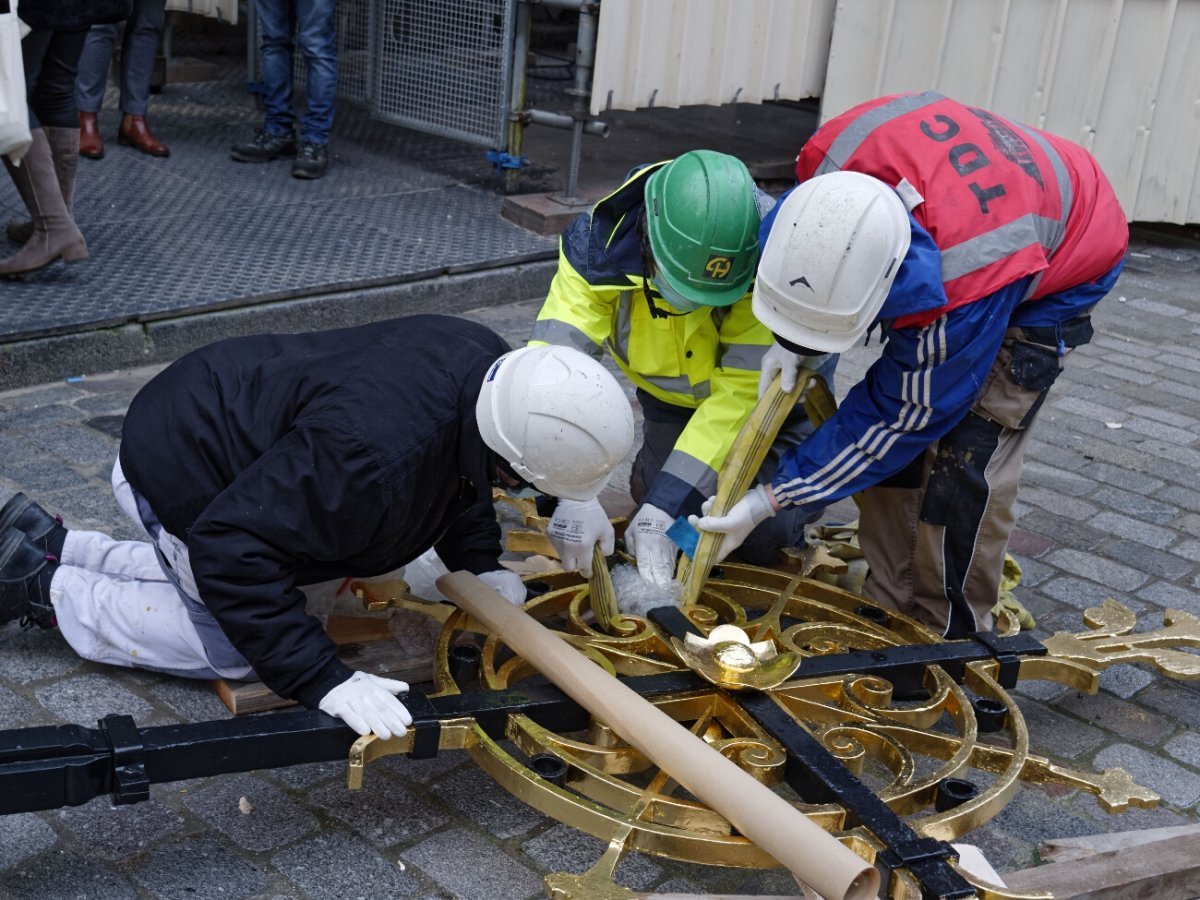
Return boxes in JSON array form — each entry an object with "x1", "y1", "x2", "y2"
[
  {"x1": 547, "y1": 497, "x2": 614, "y2": 577},
  {"x1": 690, "y1": 484, "x2": 778, "y2": 563},
  {"x1": 478, "y1": 568, "x2": 528, "y2": 606},
  {"x1": 318, "y1": 671, "x2": 413, "y2": 740},
  {"x1": 624, "y1": 502, "x2": 678, "y2": 586},
  {"x1": 758, "y1": 342, "x2": 804, "y2": 398}
]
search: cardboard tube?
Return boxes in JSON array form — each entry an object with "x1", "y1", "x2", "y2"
[{"x1": 437, "y1": 571, "x2": 880, "y2": 900}]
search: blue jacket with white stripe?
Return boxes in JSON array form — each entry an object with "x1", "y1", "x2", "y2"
[{"x1": 767, "y1": 209, "x2": 1121, "y2": 513}]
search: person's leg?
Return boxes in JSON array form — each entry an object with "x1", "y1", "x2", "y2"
[
  {"x1": 628, "y1": 420, "x2": 680, "y2": 510},
  {"x1": 0, "y1": 127, "x2": 88, "y2": 274},
  {"x1": 74, "y1": 23, "x2": 118, "y2": 116},
  {"x1": 3, "y1": 29, "x2": 89, "y2": 275},
  {"x1": 80, "y1": 457, "x2": 257, "y2": 679},
  {"x1": 860, "y1": 324, "x2": 1068, "y2": 637},
  {"x1": 116, "y1": 0, "x2": 164, "y2": 116},
  {"x1": 115, "y1": 0, "x2": 169, "y2": 156},
  {"x1": 290, "y1": 0, "x2": 336, "y2": 178},
  {"x1": 257, "y1": 0, "x2": 297, "y2": 138},
  {"x1": 51, "y1": 560, "x2": 253, "y2": 679},
  {"x1": 295, "y1": 0, "x2": 336, "y2": 146},
  {"x1": 230, "y1": 0, "x2": 299, "y2": 162},
  {"x1": 18, "y1": 29, "x2": 53, "y2": 130},
  {"x1": 5, "y1": 29, "x2": 85, "y2": 243},
  {"x1": 26, "y1": 29, "x2": 88, "y2": 129}
]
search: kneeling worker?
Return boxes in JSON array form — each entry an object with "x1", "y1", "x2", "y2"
[
  {"x1": 697, "y1": 93, "x2": 1128, "y2": 638},
  {"x1": 0, "y1": 315, "x2": 633, "y2": 738}
]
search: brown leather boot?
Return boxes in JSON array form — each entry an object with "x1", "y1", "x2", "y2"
[
  {"x1": 0, "y1": 129, "x2": 88, "y2": 277},
  {"x1": 118, "y1": 113, "x2": 169, "y2": 157},
  {"x1": 79, "y1": 111, "x2": 104, "y2": 159},
  {"x1": 6, "y1": 126, "x2": 79, "y2": 245}
]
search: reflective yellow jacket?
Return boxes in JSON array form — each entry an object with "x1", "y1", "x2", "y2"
[{"x1": 529, "y1": 163, "x2": 775, "y2": 518}]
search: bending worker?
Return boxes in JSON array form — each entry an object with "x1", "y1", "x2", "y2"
[
  {"x1": 696, "y1": 92, "x2": 1128, "y2": 637},
  {"x1": 533, "y1": 149, "x2": 834, "y2": 585},
  {"x1": 0, "y1": 315, "x2": 633, "y2": 738}
]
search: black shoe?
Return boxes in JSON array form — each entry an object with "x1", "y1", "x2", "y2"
[
  {"x1": 0, "y1": 526, "x2": 58, "y2": 629},
  {"x1": 0, "y1": 492, "x2": 67, "y2": 558},
  {"x1": 291, "y1": 142, "x2": 328, "y2": 180},
  {"x1": 230, "y1": 128, "x2": 297, "y2": 163}
]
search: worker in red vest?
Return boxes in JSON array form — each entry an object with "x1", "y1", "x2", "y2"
[{"x1": 696, "y1": 92, "x2": 1128, "y2": 638}]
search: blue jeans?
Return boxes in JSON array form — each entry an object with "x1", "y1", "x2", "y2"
[{"x1": 256, "y1": 0, "x2": 337, "y2": 145}]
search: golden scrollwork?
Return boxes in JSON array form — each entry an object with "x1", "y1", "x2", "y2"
[{"x1": 347, "y1": 565, "x2": 1200, "y2": 899}]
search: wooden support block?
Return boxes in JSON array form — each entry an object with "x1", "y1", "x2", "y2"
[
  {"x1": 1004, "y1": 831, "x2": 1200, "y2": 899},
  {"x1": 1039, "y1": 824, "x2": 1200, "y2": 863},
  {"x1": 211, "y1": 611, "x2": 437, "y2": 716},
  {"x1": 500, "y1": 191, "x2": 599, "y2": 236}
]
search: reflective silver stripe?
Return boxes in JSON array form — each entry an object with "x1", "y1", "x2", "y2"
[
  {"x1": 529, "y1": 318, "x2": 603, "y2": 358},
  {"x1": 939, "y1": 213, "x2": 1058, "y2": 282},
  {"x1": 644, "y1": 373, "x2": 699, "y2": 395},
  {"x1": 1016, "y1": 123, "x2": 1073, "y2": 255},
  {"x1": 662, "y1": 450, "x2": 718, "y2": 498},
  {"x1": 719, "y1": 341, "x2": 769, "y2": 371},
  {"x1": 611, "y1": 295, "x2": 634, "y2": 363},
  {"x1": 814, "y1": 91, "x2": 946, "y2": 175}
]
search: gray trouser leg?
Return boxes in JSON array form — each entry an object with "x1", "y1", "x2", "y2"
[
  {"x1": 118, "y1": 0, "x2": 167, "y2": 115},
  {"x1": 75, "y1": 24, "x2": 120, "y2": 113}
]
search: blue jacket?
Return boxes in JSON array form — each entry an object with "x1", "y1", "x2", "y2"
[{"x1": 764, "y1": 201, "x2": 1123, "y2": 512}]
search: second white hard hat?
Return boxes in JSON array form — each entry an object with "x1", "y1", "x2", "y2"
[
  {"x1": 753, "y1": 171, "x2": 911, "y2": 353},
  {"x1": 476, "y1": 345, "x2": 635, "y2": 501}
]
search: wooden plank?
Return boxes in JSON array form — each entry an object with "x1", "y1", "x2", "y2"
[
  {"x1": 1004, "y1": 832, "x2": 1200, "y2": 899},
  {"x1": 1040, "y1": 824, "x2": 1200, "y2": 863}
]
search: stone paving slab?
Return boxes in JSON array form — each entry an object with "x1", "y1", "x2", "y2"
[{"x1": 0, "y1": 236, "x2": 1199, "y2": 899}]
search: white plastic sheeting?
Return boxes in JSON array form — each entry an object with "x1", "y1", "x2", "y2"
[
  {"x1": 590, "y1": 0, "x2": 835, "y2": 115},
  {"x1": 820, "y1": 0, "x2": 1200, "y2": 224}
]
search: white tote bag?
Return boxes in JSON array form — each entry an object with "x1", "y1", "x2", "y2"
[{"x1": 0, "y1": 0, "x2": 32, "y2": 164}]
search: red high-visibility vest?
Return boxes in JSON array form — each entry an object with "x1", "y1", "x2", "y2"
[{"x1": 796, "y1": 93, "x2": 1129, "y2": 329}]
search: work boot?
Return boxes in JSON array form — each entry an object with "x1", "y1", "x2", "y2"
[
  {"x1": 0, "y1": 493, "x2": 67, "y2": 559},
  {"x1": 118, "y1": 113, "x2": 170, "y2": 157},
  {"x1": 0, "y1": 129, "x2": 88, "y2": 277},
  {"x1": 291, "y1": 142, "x2": 328, "y2": 180},
  {"x1": 78, "y1": 110, "x2": 104, "y2": 159},
  {"x1": 230, "y1": 128, "x2": 296, "y2": 163},
  {"x1": 0, "y1": 527, "x2": 58, "y2": 630},
  {"x1": 7, "y1": 125, "x2": 80, "y2": 245}
]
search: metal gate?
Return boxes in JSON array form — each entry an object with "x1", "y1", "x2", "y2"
[{"x1": 251, "y1": 0, "x2": 517, "y2": 148}]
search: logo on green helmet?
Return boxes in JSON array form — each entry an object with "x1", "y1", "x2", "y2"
[{"x1": 704, "y1": 255, "x2": 734, "y2": 280}]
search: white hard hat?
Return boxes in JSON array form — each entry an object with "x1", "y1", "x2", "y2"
[
  {"x1": 476, "y1": 345, "x2": 635, "y2": 501},
  {"x1": 753, "y1": 171, "x2": 911, "y2": 353}
]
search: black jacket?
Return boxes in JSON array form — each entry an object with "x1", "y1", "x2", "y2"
[
  {"x1": 19, "y1": 0, "x2": 133, "y2": 30},
  {"x1": 119, "y1": 315, "x2": 511, "y2": 708}
]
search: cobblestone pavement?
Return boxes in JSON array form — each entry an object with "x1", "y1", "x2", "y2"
[{"x1": 2, "y1": 231, "x2": 1200, "y2": 899}]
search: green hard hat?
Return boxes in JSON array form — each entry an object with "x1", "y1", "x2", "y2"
[{"x1": 643, "y1": 150, "x2": 760, "y2": 309}]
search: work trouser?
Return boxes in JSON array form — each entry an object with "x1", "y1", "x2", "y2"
[
  {"x1": 49, "y1": 457, "x2": 254, "y2": 680},
  {"x1": 858, "y1": 315, "x2": 1093, "y2": 638}
]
